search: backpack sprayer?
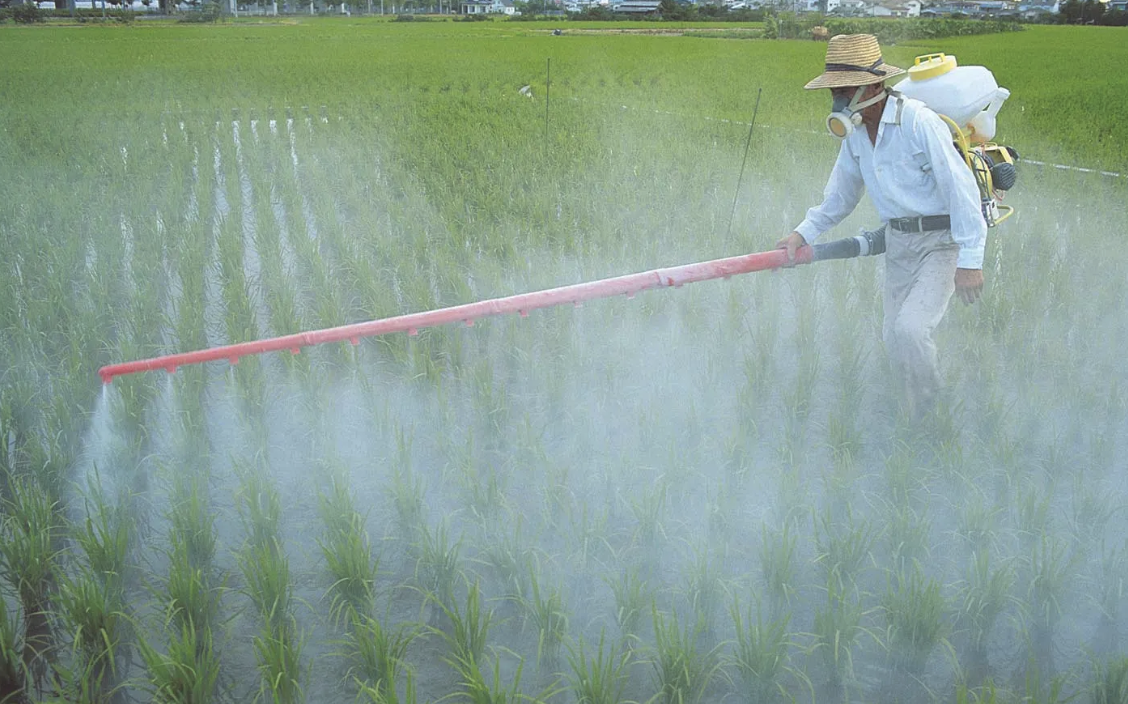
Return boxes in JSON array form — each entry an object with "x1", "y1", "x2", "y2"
[{"x1": 97, "y1": 53, "x2": 1016, "y2": 385}]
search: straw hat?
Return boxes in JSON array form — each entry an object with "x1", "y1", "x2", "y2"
[{"x1": 804, "y1": 34, "x2": 905, "y2": 90}]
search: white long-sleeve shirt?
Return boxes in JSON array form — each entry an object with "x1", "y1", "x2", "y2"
[{"x1": 795, "y1": 94, "x2": 988, "y2": 269}]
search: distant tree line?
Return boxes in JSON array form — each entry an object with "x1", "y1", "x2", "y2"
[{"x1": 1054, "y1": 0, "x2": 1127, "y2": 25}]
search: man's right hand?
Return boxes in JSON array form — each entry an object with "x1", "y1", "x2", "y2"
[{"x1": 776, "y1": 231, "x2": 807, "y2": 265}]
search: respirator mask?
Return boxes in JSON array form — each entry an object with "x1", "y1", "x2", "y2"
[{"x1": 826, "y1": 85, "x2": 888, "y2": 139}]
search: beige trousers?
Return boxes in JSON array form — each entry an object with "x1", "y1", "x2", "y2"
[{"x1": 882, "y1": 228, "x2": 959, "y2": 417}]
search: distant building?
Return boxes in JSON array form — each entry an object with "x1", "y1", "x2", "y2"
[
  {"x1": 1016, "y1": 0, "x2": 1058, "y2": 15},
  {"x1": 460, "y1": 0, "x2": 490, "y2": 11},
  {"x1": 611, "y1": 0, "x2": 660, "y2": 11}
]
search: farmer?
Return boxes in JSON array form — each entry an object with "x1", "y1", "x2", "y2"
[{"x1": 777, "y1": 33, "x2": 986, "y2": 418}]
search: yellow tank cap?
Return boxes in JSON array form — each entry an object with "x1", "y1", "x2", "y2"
[{"x1": 908, "y1": 53, "x2": 957, "y2": 81}]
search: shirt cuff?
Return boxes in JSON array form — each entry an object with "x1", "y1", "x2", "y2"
[
  {"x1": 794, "y1": 220, "x2": 821, "y2": 244},
  {"x1": 956, "y1": 245, "x2": 984, "y2": 270}
]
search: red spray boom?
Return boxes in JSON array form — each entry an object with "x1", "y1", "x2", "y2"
[{"x1": 98, "y1": 232, "x2": 884, "y2": 384}]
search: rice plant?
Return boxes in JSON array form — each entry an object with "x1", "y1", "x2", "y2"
[
  {"x1": 317, "y1": 505, "x2": 377, "y2": 627},
  {"x1": 237, "y1": 466, "x2": 283, "y2": 552},
  {"x1": 605, "y1": 567, "x2": 648, "y2": 644},
  {"x1": 809, "y1": 577, "x2": 873, "y2": 702},
  {"x1": 629, "y1": 480, "x2": 668, "y2": 553},
  {"x1": 565, "y1": 629, "x2": 630, "y2": 704},
  {"x1": 1090, "y1": 656, "x2": 1128, "y2": 704},
  {"x1": 414, "y1": 521, "x2": 463, "y2": 621},
  {"x1": 759, "y1": 522, "x2": 797, "y2": 619},
  {"x1": 165, "y1": 537, "x2": 221, "y2": 636},
  {"x1": 521, "y1": 560, "x2": 568, "y2": 669},
  {"x1": 1026, "y1": 535, "x2": 1079, "y2": 677},
  {"x1": 356, "y1": 670, "x2": 417, "y2": 704},
  {"x1": 880, "y1": 567, "x2": 948, "y2": 692},
  {"x1": 885, "y1": 503, "x2": 931, "y2": 575},
  {"x1": 728, "y1": 597, "x2": 806, "y2": 704},
  {"x1": 390, "y1": 464, "x2": 426, "y2": 548},
  {"x1": 437, "y1": 580, "x2": 493, "y2": 670},
  {"x1": 343, "y1": 614, "x2": 419, "y2": 698},
  {"x1": 73, "y1": 474, "x2": 134, "y2": 587},
  {"x1": 1092, "y1": 542, "x2": 1125, "y2": 655},
  {"x1": 813, "y1": 505, "x2": 875, "y2": 591},
  {"x1": 0, "y1": 601, "x2": 26, "y2": 704},
  {"x1": 55, "y1": 567, "x2": 129, "y2": 701},
  {"x1": 649, "y1": 605, "x2": 725, "y2": 704},
  {"x1": 137, "y1": 618, "x2": 220, "y2": 704},
  {"x1": 252, "y1": 616, "x2": 305, "y2": 704},
  {"x1": 957, "y1": 493, "x2": 1003, "y2": 557},
  {"x1": 239, "y1": 537, "x2": 292, "y2": 629},
  {"x1": 0, "y1": 477, "x2": 59, "y2": 687},
  {"x1": 955, "y1": 552, "x2": 1016, "y2": 686},
  {"x1": 445, "y1": 646, "x2": 557, "y2": 704},
  {"x1": 168, "y1": 475, "x2": 216, "y2": 573},
  {"x1": 682, "y1": 546, "x2": 723, "y2": 644},
  {"x1": 479, "y1": 523, "x2": 530, "y2": 608}
]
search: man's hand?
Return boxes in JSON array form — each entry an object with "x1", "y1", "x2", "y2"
[
  {"x1": 776, "y1": 231, "x2": 807, "y2": 266},
  {"x1": 954, "y1": 268, "x2": 984, "y2": 305}
]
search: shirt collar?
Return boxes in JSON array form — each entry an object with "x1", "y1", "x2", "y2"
[{"x1": 880, "y1": 91, "x2": 904, "y2": 125}]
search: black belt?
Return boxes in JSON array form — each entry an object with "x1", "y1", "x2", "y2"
[{"x1": 888, "y1": 215, "x2": 951, "y2": 233}]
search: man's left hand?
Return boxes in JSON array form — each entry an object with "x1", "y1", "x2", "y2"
[{"x1": 954, "y1": 268, "x2": 984, "y2": 305}]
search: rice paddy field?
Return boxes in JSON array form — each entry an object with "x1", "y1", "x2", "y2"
[{"x1": 2, "y1": 18, "x2": 1128, "y2": 704}]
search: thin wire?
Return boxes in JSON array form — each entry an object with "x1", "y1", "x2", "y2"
[
  {"x1": 727, "y1": 87, "x2": 762, "y2": 239},
  {"x1": 545, "y1": 58, "x2": 551, "y2": 153}
]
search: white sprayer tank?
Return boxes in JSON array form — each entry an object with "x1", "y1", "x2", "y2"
[{"x1": 894, "y1": 53, "x2": 1010, "y2": 143}]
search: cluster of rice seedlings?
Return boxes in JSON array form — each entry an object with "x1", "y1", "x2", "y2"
[
  {"x1": 54, "y1": 566, "x2": 130, "y2": 702},
  {"x1": 813, "y1": 505, "x2": 875, "y2": 591},
  {"x1": 681, "y1": 546, "x2": 723, "y2": 644},
  {"x1": 137, "y1": 618, "x2": 221, "y2": 704},
  {"x1": 955, "y1": 552, "x2": 1016, "y2": 686},
  {"x1": 235, "y1": 462, "x2": 304, "y2": 704},
  {"x1": 0, "y1": 477, "x2": 59, "y2": 689},
  {"x1": 478, "y1": 522, "x2": 530, "y2": 608},
  {"x1": 520, "y1": 560, "x2": 568, "y2": 669},
  {"x1": 565, "y1": 629, "x2": 630, "y2": 704},
  {"x1": 0, "y1": 599, "x2": 26, "y2": 703},
  {"x1": 759, "y1": 523, "x2": 797, "y2": 619},
  {"x1": 1025, "y1": 535, "x2": 1079, "y2": 677},
  {"x1": 1090, "y1": 656, "x2": 1128, "y2": 704},
  {"x1": 316, "y1": 478, "x2": 378, "y2": 626},
  {"x1": 809, "y1": 577, "x2": 873, "y2": 702},
  {"x1": 437, "y1": 580, "x2": 493, "y2": 670},
  {"x1": 390, "y1": 462, "x2": 426, "y2": 551},
  {"x1": 629, "y1": 480, "x2": 668, "y2": 556},
  {"x1": 605, "y1": 567, "x2": 649, "y2": 646},
  {"x1": 343, "y1": 614, "x2": 419, "y2": 700},
  {"x1": 414, "y1": 521, "x2": 463, "y2": 622},
  {"x1": 884, "y1": 503, "x2": 932, "y2": 575},
  {"x1": 957, "y1": 492, "x2": 1003, "y2": 557},
  {"x1": 356, "y1": 670, "x2": 418, "y2": 704},
  {"x1": 1092, "y1": 543, "x2": 1125, "y2": 655},
  {"x1": 879, "y1": 568, "x2": 949, "y2": 699},
  {"x1": 728, "y1": 597, "x2": 806, "y2": 704},
  {"x1": 649, "y1": 606, "x2": 725, "y2": 704}
]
